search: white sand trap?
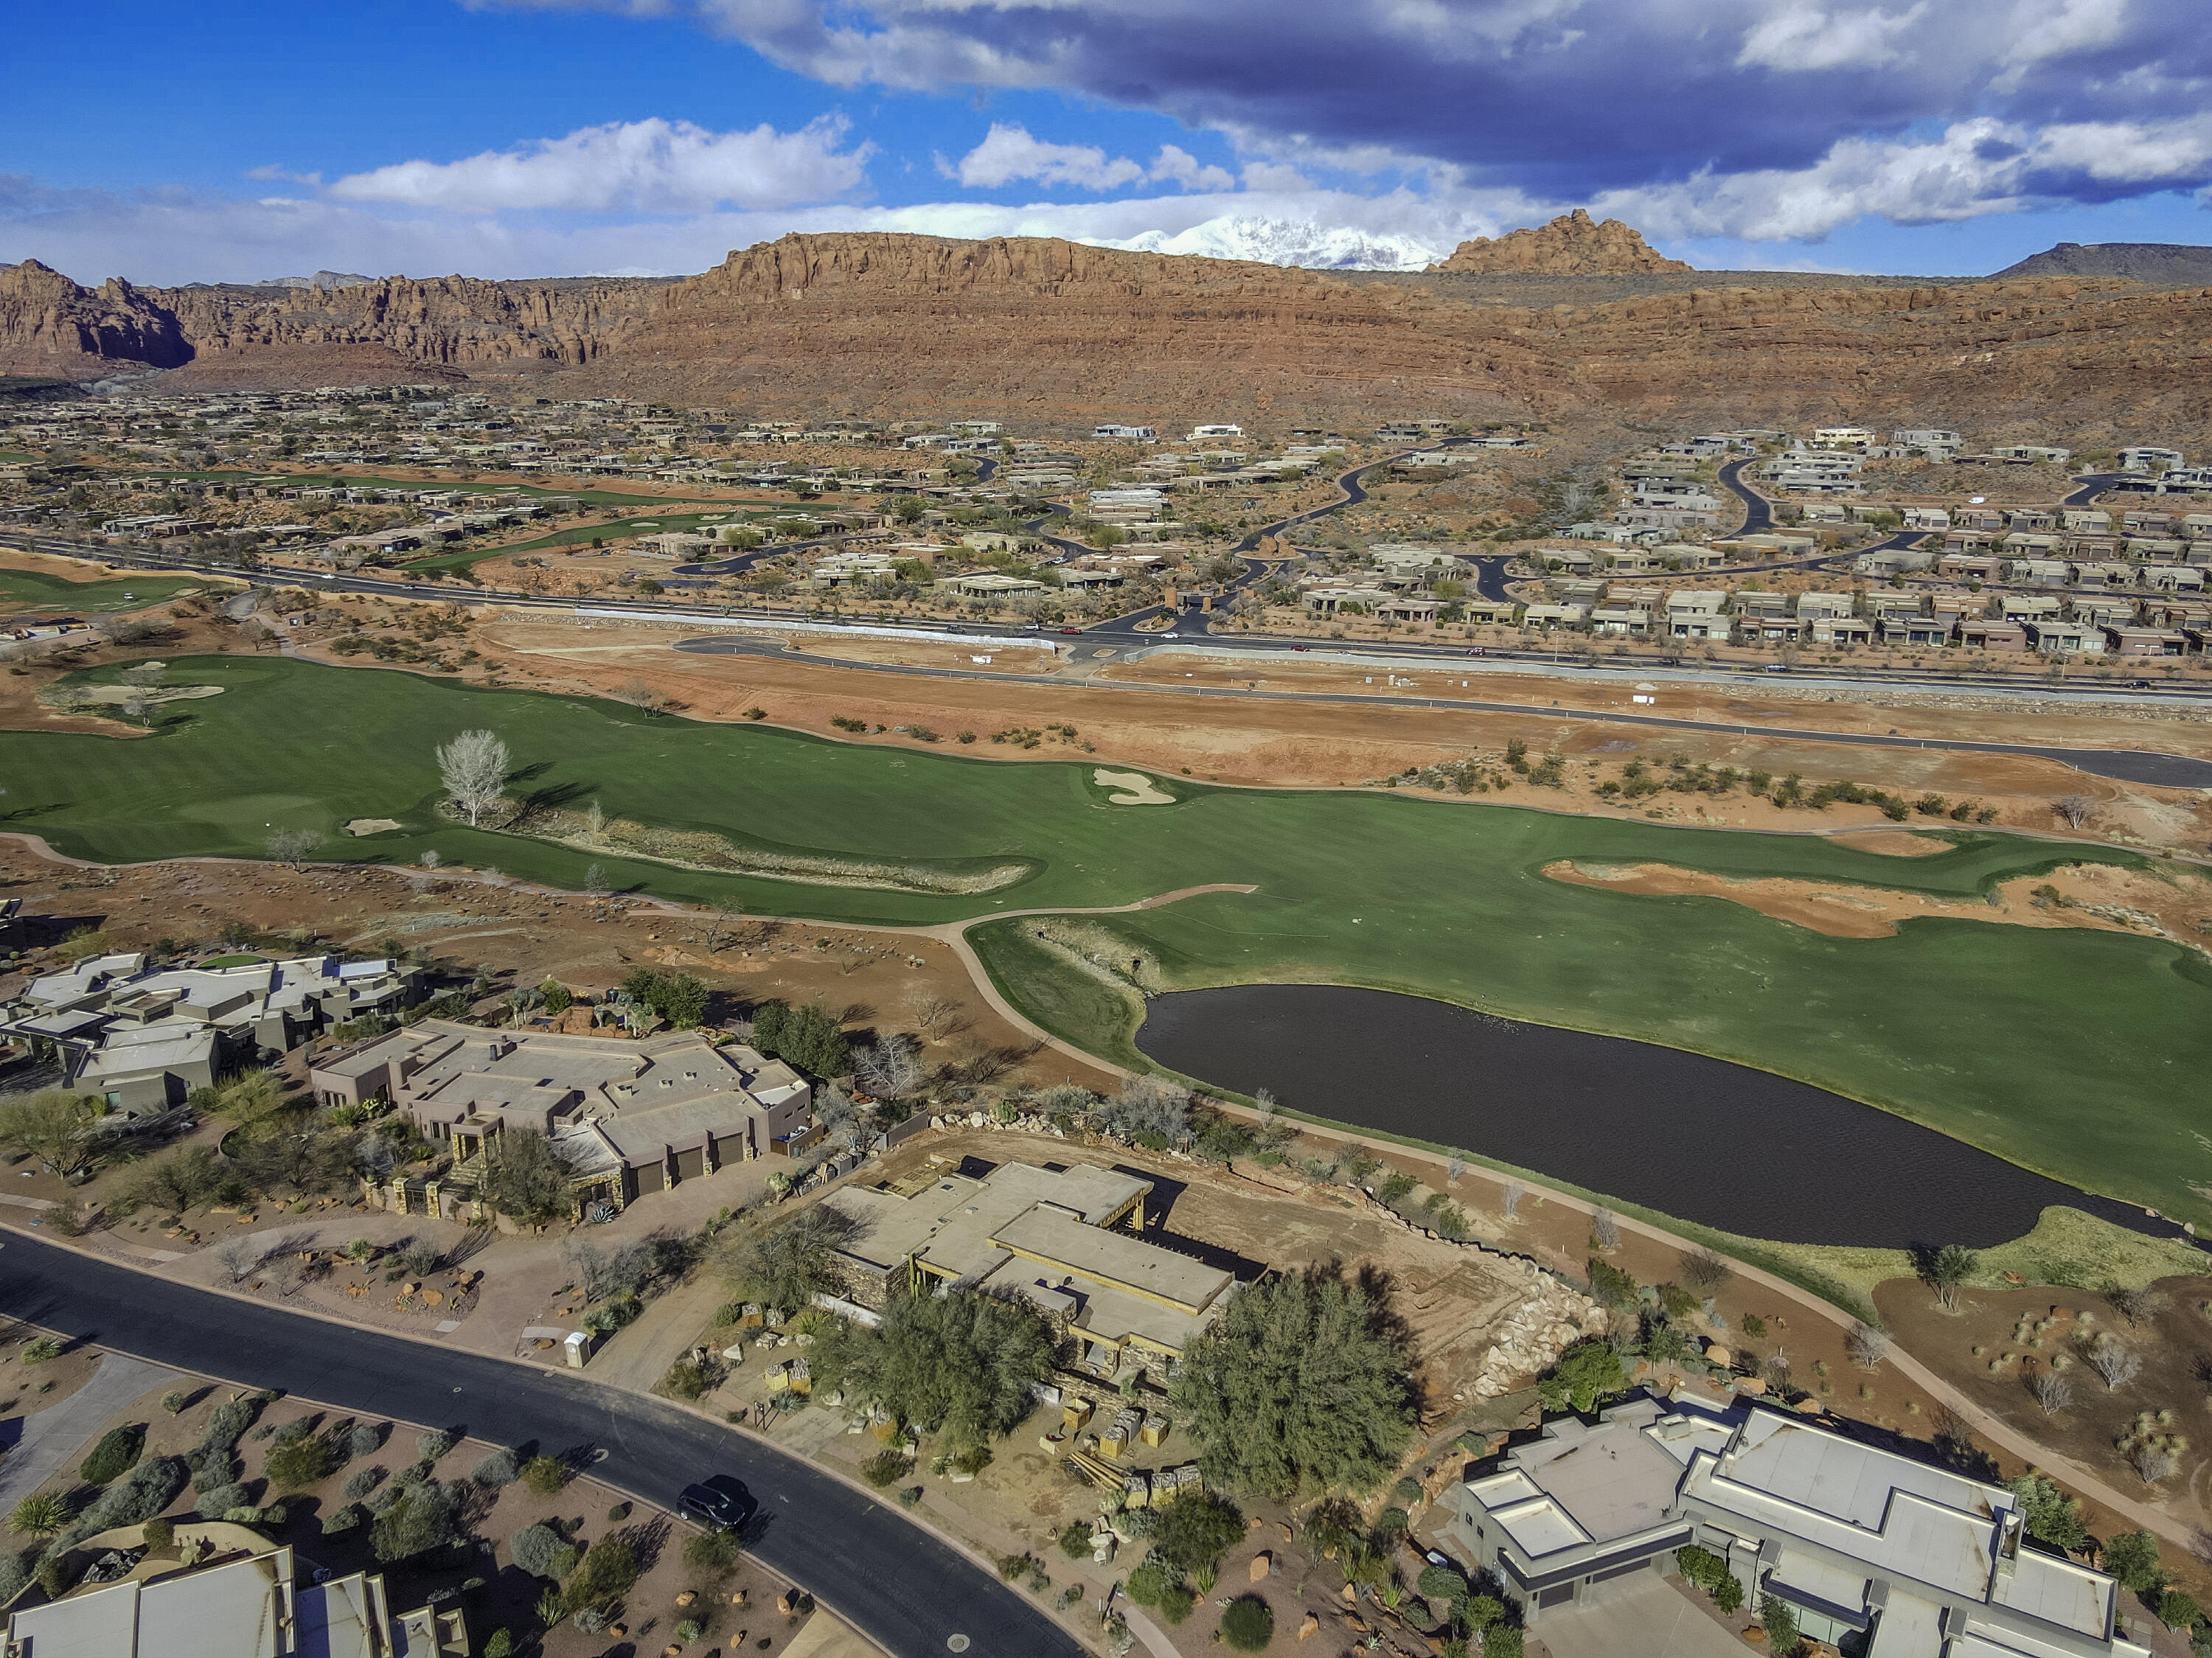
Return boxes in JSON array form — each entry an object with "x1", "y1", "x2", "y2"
[
  {"x1": 344, "y1": 818, "x2": 404, "y2": 836},
  {"x1": 1093, "y1": 768, "x2": 1174, "y2": 805},
  {"x1": 72, "y1": 684, "x2": 224, "y2": 707}
]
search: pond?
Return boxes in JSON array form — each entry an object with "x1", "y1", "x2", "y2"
[{"x1": 1135, "y1": 983, "x2": 2184, "y2": 1250}]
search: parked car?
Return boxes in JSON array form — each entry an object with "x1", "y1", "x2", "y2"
[
  {"x1": 1059, "y1": 627, "x2": 1082, "y2": 635},
  {"x1": 679, "y1": 1476, "x2": 758, "y2": 1532}
]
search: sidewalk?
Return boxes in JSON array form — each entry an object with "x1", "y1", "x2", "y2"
[{"x1": 0, "y1": 1353, "x2": 181, "y2": 1509}]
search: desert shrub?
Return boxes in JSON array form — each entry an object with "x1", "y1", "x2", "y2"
[
  {"x1": 1418, "y1": 1563, "x2": 1467, "y2": 1601},
  {"x1": 8, "y1": 1494, "x2": 71, "y2": 1539},
  {"x1": 512, "y1": 1521, "x2": 568, "y2": 1578},
  {"x1": 79, "y1": 1455, "x2": 186, "y2": 1534},
  {"x1": 1483, "y1": 1628, "x2": 1524, "y2": 1658},
  {"x1": 348, "y1": 1422, "x2": 386, "y2": 1459},
  {"x1": 142, "y1": 1516, "x2": 174, "y2": 1552},
  {"x1": 1155, "y1": 1583, "x2": 1195, "y2": 1624},
  {"x1": 520, "y1": 1455, "x2": 566, "y2": 1494},
  {"x1": 1585, "y1": 1258, "x2": 1638, "y2": 1309},
  {"x1": 0, "y1": 1552, "x2": 32, "y2": 1603},
  {"x1": 342, "y1": 1466, "x2": 382, "y2": 1502},
  {"x1": 860, "y1": 1449, "x2": 908, "y2": 1488},
  {"x1": 561, "y1": 1531, "x2": 639, "y2": 1614},
  {"x1": 1124, "y1": 1560, "x2": 1175, "y2": 1607},
  {"x1": 663, "y1": 1355, "x2": 717, "y2": 1400},
  {"x1": 322, "y1": 1507, "x2": 360, "y2": 1535},
  {"x1": 201, "y1": 1396, "x2": 265, "y2": 1452},
  {"x1": 414, "y1": 1429, "x2": 455, "y2": 1463},
  {"x1": 80, "y1": 1424, "x2": 146, "y2": 1486},
  {"x1": 198, "y1": 1482, "x2": 251, "y2": 1519},
  {"x1": 470, "y1": 1448, "x2": 520, "y2": 1489},
  {"x1": 18, "y1": 1338, "x2": 62, "y2": 1365},
  {"x1": 265, "y1": 1435, "x2": 338, "y2": 1491},
  {"x1": 481, "y1": 1633, "x2": 515, "y2": 1658},
  {"x1": 1058, "y1": 1520, "x2": 1096, "y2": 1559},
  {"x1": 1220, "y1": 1596, "x2": 1275, "y2": 1652},
  {"x1": 682, "y1": 1530, "x2": 742, "y2": 1575},
  {"x1": 2104, "y1": 1530, "x2": 2165, "y2": 1595},
  {"x1": 2159, "y1": 1590, "x2": 2199, "y2": 1630},
  {"x1": 35, "y1": 1551, "x2": 80, "y2": 1600},
  {"x1": 370, "y1": 1478, "x2": 463, "y2": 1564},
  {"x1": 1150, "y1": 1492, "x2": 1247, "y2": 1577},
  {"x1": 190, "y1": 1451, "x2": 242, "y2": 1493},
  {"x1": 1677, "y1": 1544, "x2": 1730, "y2": 1592}
]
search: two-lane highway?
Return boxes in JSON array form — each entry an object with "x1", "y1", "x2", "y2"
[{"x1": 0, "y1": 1233, "x2": 1086, "y2": 1658}]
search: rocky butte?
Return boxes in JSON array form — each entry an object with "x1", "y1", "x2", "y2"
[
  {"x1": 4, "y1": 229, "x2": 2212, "y2": 441},
  {"x1": 1427, "y1": 209, "x2": 1693, "y2": 275}
]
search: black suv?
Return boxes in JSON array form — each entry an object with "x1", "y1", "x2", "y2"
[{"x1": 679, "y1": 1476, "x2": 758, "y2": 1531}]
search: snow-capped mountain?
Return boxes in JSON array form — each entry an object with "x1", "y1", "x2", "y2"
[{"x1": 1100, "y1": 215, "x2": 1443, "y2": 271}]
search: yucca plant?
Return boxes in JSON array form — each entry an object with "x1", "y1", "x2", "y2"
[{"x1": 8, "y1": 1493, "x2": 72, "y2": 1538}]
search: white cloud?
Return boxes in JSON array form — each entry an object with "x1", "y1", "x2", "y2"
[
  {"x1": 1993, "y1": 0, "x2": 2128, "y2": 91},
  {"x1": 1736, "y1": 3, "x2": 1927, "y2": 72},
  {"x1": 1150, "y1": 144, "x2": 1237, "y2": 192},
  {"x1": 950, "y1": 123, "x2": 1147, "y2": 190},
  {"x1": 327, "y1": 116, "x2": 869, "y2": 212}
]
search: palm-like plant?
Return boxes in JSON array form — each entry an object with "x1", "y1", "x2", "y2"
[{"x1": 9, "y1": 1493, "x2": 72, "y2": 1538}]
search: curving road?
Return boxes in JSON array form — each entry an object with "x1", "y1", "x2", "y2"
[{"x1": 0, "y1": 1232, "x2": 1086, "y2": 1658}]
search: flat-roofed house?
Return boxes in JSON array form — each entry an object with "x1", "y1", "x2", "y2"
[
  {"x1": 824, "y1": 1160, "x2": 1238, "y2": 1378},
  {"x1": 313, "y1": 1019, "x2": 810, "y2": 1216},
  {"x1": 1447, "y1": 1393, "x2": 2151, "y2": 1657}
]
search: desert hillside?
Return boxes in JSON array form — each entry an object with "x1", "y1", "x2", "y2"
[{"x1": 4, "y1": 232, "x2": 2211, "y2": 441}]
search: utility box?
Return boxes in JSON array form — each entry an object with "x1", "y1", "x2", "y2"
[{"x1": 563, "y1": 1331, "x2": 594, "y2": 1368}]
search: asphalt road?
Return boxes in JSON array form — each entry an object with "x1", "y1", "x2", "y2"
[{"x1": 0, "y1": 1233, "x2": 1086, "y2": 1658}]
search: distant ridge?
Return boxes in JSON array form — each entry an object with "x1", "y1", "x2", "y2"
[{"x1": 1992, "y1": 242, "x2": 2212, "y2": 283}]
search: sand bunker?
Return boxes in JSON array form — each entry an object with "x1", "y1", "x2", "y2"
[
  {"x1": 1543, "y1": 859, "x2": 2178, "y2": 942},
  {"x1": 344, "y1": 818, "x2": 403, "y2": 837},
  {"x1": 1094, "y1": 767, "x2": 1175, "y2": 805},
  {"x1": 55, "y1": 683, "x2": 224, "y2": 708},
  {"x1": 1828, "y1": 830, "x2": 1950, "y2": 857}
]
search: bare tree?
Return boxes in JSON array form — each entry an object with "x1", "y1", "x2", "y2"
[
  {"x1": 703, "y1": 902, "x2": 747, "y2": 951},
  {"x1": 905, "y1": 989, "x2": 964, "y2": 1036},
  {"x1": 2028, "y1": 1371, "x2": 2073, "y2": 1416},
  {"x1": 2107, "y1": 1284, "x2": 2171, "y2": 1328},
  {"x1": 2052, "y1": 793, "x2": 2096, "y2": 830},
  {"x1": 2131, "y1": 1443, "x2": 2177, "y2": 1483},
  {"x1": 1253, "y1": 1088, "x2": 1278, "y2": 1125},
  {"x1": 583, "y1": 800, "x2": 607, "y2": 836},
  {"x1": 855, "y1": 1034, "x2": 925, "y2": 1101},
  {"x1": 265, "y1": 828, "x2": 324, "y2": 869},
  {"x1": 584, "y1": 863, "x2": 610, "y2": 899},
  {"x1": 1682, "y1": 1246, "x2": 1733, "y2": 1291},
  {"x1": 263, "y1": 1252, "x2": 309, "y2": 1298},
  {"x1": 436, "y1": 729, "x2": 510, "y2": 827},
  {"x1": 1846, "y1": 1324, "x2": 1889, "y2": 1370},
  {"x1": 1447, "y1": 1151, "x2": 1467, "y2": 1185},
  {"x1": 619, "y1": 676, "x2": 670, "y2": 717},
  {"x1": 1501, "y1": 1181, "x2": 1524, "y2": 1221},
  {"x1": 215, "y1": 1236, "x2": 263, "y2": 1286},
  {"x1": 1589, "y1": 1208, "x2": 1621, "y2": 1252},
  {"x1": 2084, "y1": 1340, "x2": 2142, "y2": 1390},
  {"x1": 420, "y1": 849, "x2": 442, "y2": 870}
]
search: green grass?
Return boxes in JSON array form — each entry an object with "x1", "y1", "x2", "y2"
[
  {"x1": 0, "y1": 565, "x2": 229, "y2": 616},
  {"x1": 5, "y1": 654, "x2": 2211, "y2": 1225}
]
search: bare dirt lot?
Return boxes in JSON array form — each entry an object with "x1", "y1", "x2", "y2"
[{"x1": 1543, "y1": 857, "x2": 2212, "y2": 946}]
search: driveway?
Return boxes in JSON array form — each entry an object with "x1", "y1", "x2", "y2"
[
  {"x1": 1533, "y1": 1575, "x2": 1745, "y2": 1658},
  {"x1": 0, "y1": 1352, "x2": 181, "y2": 1508}
]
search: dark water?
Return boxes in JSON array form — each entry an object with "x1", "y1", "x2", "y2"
[{"x1": 1135, "y1": 983, "x2": 2186, "y2": 1250}]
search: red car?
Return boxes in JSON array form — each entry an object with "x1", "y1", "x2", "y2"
[
  {"x1": 1293, "y1": 644, "x2": 1310, "y2": 651},
  {"x1": 1059, "y1": 626, "x2": 1082, "y2": 635}
]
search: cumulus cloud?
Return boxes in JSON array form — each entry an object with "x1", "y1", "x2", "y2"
[
  {"x1": 327, "y1": 116, "x2": 869, "y2": 212},
  {"x1": 1736, "y1": 4, "x2": 1928, "y2": 72},
  {"x1": 947, "y1": 125, "x2": 1239, "y2": 193}
]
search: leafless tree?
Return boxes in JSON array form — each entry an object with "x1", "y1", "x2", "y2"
[
  {"x1": 436, "y1": 728, "x2": 510, "y2": 826},
  {"x1": 2131, "y1": 1443, "x2": 2177, "y2": 1483},
  {"x1": 583, "y1": 800, "x2": 607, "y2": 835},
  {"x1": 2107, "y1": 1284, "x2": 2171, "y2": 1328},
  {"x1": 855, "y1": 1034, "x2": 925, "y2": 1101},
  {"x1": 1846, "y1": 1324, "x2": 1889, "y2": 1370},
  {"x1": 1253, "y1": 1088, "x2": 1278, "y2": 1125},
  {"x1": 1501, "y1": 1182, "x2": 1524, "y2": 1221},
  {"x1": 1589, "y1": 1208, "x2": 1621, "y2": 1252},
  {"x1": 2052, "y1": 793, "x2": 2096, "y2": 829},
  {"x1": 584, "y1": 863, "x2": 609, "y2": 899},
  {"x1": 1447, "y1": 1152, "x2": 1467, "y2": 1185},
  {"x1": 420, "y1": 849, "x2": 442, "y2": 870},
  {"x1": 215, "y1": 1236, "x2": 263, "y2": 1286},
  {"x1": 265, "y1": 828, "x2": 324, "y2": 869},
  {"x1": 619, "y1": 676, "x2": 670, "y2": 717},
  {"x1": 2028, "y1": 1371, "x2": 2073, "y2": 1415},
  {"x1": 905, "y1": 989, "x2": 965, "y2": 1037},
  {"x1": 1682, "y1": 1247, "x2": 1733, "y2": 1291},
  {"x1": 703, "y1": 902, "x2": 746, "y2": 951},
  {"x1": 2084, "y1": 1340, "x2": 2143, "y2": 1390}
]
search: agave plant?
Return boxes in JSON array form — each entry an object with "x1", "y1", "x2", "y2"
[{"x1": 7, "y1": 1493, "x2": 71, "y2": 1538}]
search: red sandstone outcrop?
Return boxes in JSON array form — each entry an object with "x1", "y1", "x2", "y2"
[{"x1": 1430, "y1": 210, "x2": 1691, "y2": 275}]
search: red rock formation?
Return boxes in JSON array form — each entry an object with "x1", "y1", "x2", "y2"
[{"x1": 1430, "y1": 211, "x2": 1691, "y2": 275}]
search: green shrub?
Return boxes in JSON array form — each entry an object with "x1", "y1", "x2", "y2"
[
  {"x1": 1058, "y1": 1521, "x2": 1096, "y2": 1559},
  {"x1": 1714, "y1": 1575, "x2": 1745, "y2": 1614},
  {"x1": 1586, "y1": 1258, "x2": 1638, "y2": 1309},
  {"x1": 481, "y1": 1633, "x2": 514, "y2": 1658},
  {"x1": 414, "y1": 1429, "x2": 454, "y2": 1463},
  {"x1": 20, "y1": 1337, "x2": 62, "y2": 1365},
  {"x1": 323, "y1": 1505, "x2": 361, "y2": 1535},
  {"x1": 7, "y1": 1493, "x2": 71, "y2": 1539},
  {"x1": 560, "y1": 1532, "x2": 639, "y2": 1615},
  {"x1": 198, "y1": 1482, "x2": 251, "y2": 1519},
  {"x1": 675, "y1": 1619, "x2": 705, "y2": 1645},
  {"x1": 860, "y1": 1450, "x2": 908, "y2": 1488},
  {"x1": 1457, "y1": 1594, "x2": 1503, "y2": 1633},
  {"x1": 682, "y1": 1530, "x2": 742, "y2": 1575},
  {"x1": 511, "y1": 1522, "x2": 568, "y2": 1578},
  {"x1": 1155, "y1": 1583, "x2": 1195, "y2": 1624},
  {"x1": 519, "y1": 1455, "x2": 566, "y2": 1495},
  {"x1": 80, "y1": 1456, "x2": 185, "y2": 1532},
  {"x1": 35, "y1": 1551, "x2": 80, "y2": 1600},
  {"x1": 1761, "y1": 1595, "x2": 1801, "y2": 1658},
  {"x1": 1417, "y1": 1564, "x2": 1467, "y2": 1601},
  {"x1": 265, "y1": 1435, "x2": 337, "y2": 1491},
  {"x1": 2104, "y1": 1530, "x2": 2165, "y2": 1595},
  {"x1": 1124, "y1": 1560, "x2": 1175, "y2": 1607},
  {"x1": 470, "y1": 1449, "x2": 520, "y2": 1488},
  {"x1": 1149, "y1": 1491, "x2": 1246, "y2": 1577},
  {"x1": 2159, "y1": 1590, "x2": 2199, "y2": 1630},
  {"x1": 201, "y1": 1397, "x2": 263, "y2": 1452},
  {"x1": 1483, "y1": 1627, "x2": 1524, "y2": 1658},
  {"x1": 370, "y1": 1479, "x2": 462, "y2": 1564},
  {"x1": 1219, "y1": 1596, "x2": 1275, "y2": 1652},
  {"x1": 142, "y1": 1516, "x2": 174, "y2": 1552},
  {"x1": 80, "y1": 1424, "x2": 146, "y2": 1486}
]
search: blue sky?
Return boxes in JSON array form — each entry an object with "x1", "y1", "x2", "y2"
[{"x1": 7, "y1": 0, "x2": 2212, "y2": 283}]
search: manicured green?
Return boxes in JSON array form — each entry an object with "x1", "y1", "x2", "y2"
[
  {"x1": 4, "y1": 654, "x2": 2209, "y2": 1223},
  {"x1": 0, "y1": 565, "x2": 221, "y2": 616}
]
